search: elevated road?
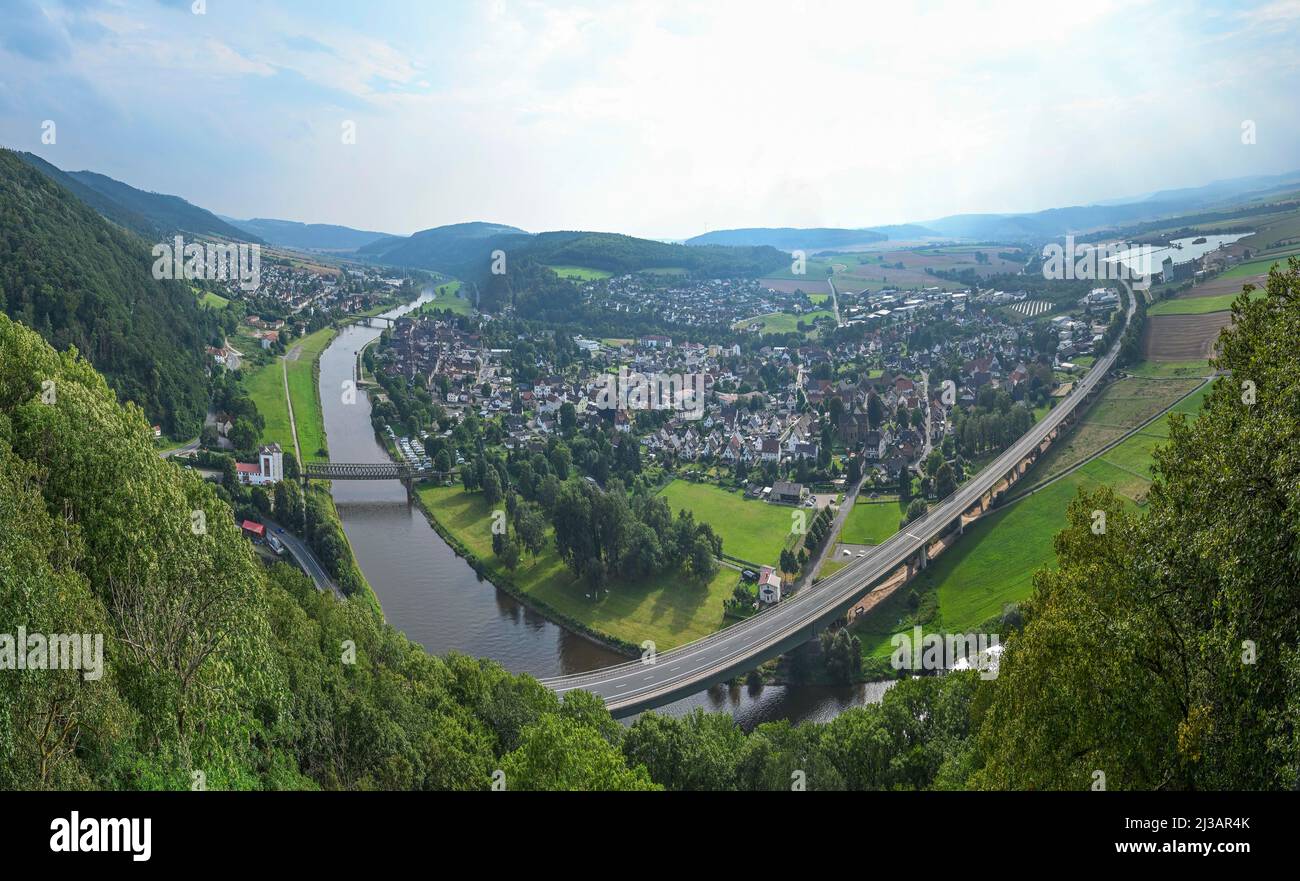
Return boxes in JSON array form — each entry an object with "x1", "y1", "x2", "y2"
[{"x1": 541, "y1": 286, "x2": 1136, "y2": 716}]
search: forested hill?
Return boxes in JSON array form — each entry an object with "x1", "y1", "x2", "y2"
[
  {"x1": 361, "y1": 223, "x2": 788, "y2": 279},
  {"x1": 223, "y1": 216, "x2": 391, "y2": 251},
  {"x1": 0, "y1": 149, "x2": 213, "y2": 435},
  {"x1": 16, "y1": 151, "x2": 258, "y2": 242}
]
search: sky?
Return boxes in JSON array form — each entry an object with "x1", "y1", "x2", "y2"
[{"x1": 2, "y1": 0, "x2": 1299, "y2": 239}]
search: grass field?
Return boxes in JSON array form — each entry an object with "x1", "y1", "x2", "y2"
[
  {"x1": 416, "y1": 281, "x2": 470, "y2": 316},
  {"x1": 1126, "y1": 359, "x2": 1212, "y2": 379},
  {"x1": 418, "y1": 484, "x2": 736, "y2": 649},
  {"x1": 244, "y1": 357, "x2": 294, "y2": 454},
  {"x1": 840, "y1": 499, "x2": 905, "y2": 545},
  {"x1": 547, "y1": 265, "x2": 613, "y2": 280},
  {"x1": 200, "y1": 291, "x2": 232, "y2": 309},
  {"x1": 735, "y1": 309, "x2": 834, "y2": 335},
  {"x1": 284, "y1": 327, "x2": 336, "y2": 461},
  {"x1": 1020, "y1": 376, "x2": 1201, "y2": 487},
  {"x1": 1148, "y1": 287, "x2": 1263, "y2": 316},
  {"x1": 1219, "y1": 248, "x2": 1300, "y2": 280},
  {"x1": 658, "y1": 479, "x2": 795, "y2": 566},
  {"x1": 243, "y1": 325, "x2": 336, "y2": 462}
]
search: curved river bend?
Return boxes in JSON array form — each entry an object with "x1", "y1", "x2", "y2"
[{"x1": 318, "y1": 290, "x2": 882, "y2": 728}]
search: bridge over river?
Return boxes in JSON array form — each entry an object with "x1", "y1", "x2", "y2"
[
  {"x1": 539, "y1": 285, "x2": 1138, "y2": 716},
  {"x1": 303, "y1": 461, "x2": 451, "y2": 499}
]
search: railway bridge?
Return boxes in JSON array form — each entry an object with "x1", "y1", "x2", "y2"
[{"x1": 302, "y1": 461, "x2": 450, "y2": 500}]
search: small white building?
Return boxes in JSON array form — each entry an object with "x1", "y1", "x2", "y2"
[
  {"x1": 236, "y1": 443, "x2": 283, "y2": 486},
  {"x1": 758, "y1": 566, "x2": 782, "y2": 604}
]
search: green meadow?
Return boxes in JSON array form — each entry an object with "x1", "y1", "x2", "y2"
[{"x1": 418, "y1": 484, "x2": 736, "y2": 649}]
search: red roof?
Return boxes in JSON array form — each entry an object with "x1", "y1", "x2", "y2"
[
  {"x1": 241, "y1": 520, "x2": 265, "y2": 537},
  {"x1": 236, "y1": 462, "x2": 260, "y2": 474}
]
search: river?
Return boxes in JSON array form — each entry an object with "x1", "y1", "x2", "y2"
[{"x1": 317, "y1": 288, "x2": 883, "y2": 728}]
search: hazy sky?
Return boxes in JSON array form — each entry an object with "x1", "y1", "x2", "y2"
[{"x1": 3, "y1": 0, "x2": 1298, "y2": 239}]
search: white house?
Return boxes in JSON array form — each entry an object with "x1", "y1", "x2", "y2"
[{"x1": 758, "y1": 566, "x2": 782, "y2": 604}]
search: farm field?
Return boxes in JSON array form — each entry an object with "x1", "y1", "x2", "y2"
[
  {"x1": 762, "y1": 258, "x2": 836, "y2": 280},
  {"x1": 1009, "y1": 299, "x2": 1053, "y2": 317},
  {"x1": 1148, "y1": 287, "x2": 1263, "y2": 315},
  {"x1": 547, "y1": 264, "x2": 613, "y2": 281},
  {"x1": 658, "y1": 479, "x2": 795, "y2": 566},
  {"x1": 1219, "y1": 247, "x2": 1300, "y2": 280},
  {"x1": 853, "y1": 380, "x2": 1214, "y2": 665},
  {"x1": 418, "y1": 484, "x2": 736, "y2": 649},
  {"x1": 1142, "y1": 312, "x2": 1233, "y2": 360},
  {"x1": 840, "y1": 499, "x2": 906, "y2": 545}
]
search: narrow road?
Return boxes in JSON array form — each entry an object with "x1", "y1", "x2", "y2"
[
  {"x1": 798, "y1": 471, "x2": 864, "y2": 591},
  {"x1": 263, "y1": 517, "x2": 341, "y2": 596},
  {"x1": 281, "y1": 354, "x2": 304, "y2": 466},
  {"x1": 159, "y1": 438, "x2": 200, "y2": 458}
]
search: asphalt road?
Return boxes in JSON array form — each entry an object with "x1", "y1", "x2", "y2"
[
  {"x1": 262, "y1": 517, "x2": 341, "y2": 597},
  {"x1": 542, "y1": 286, "x2": 1136, "y2": 715}
]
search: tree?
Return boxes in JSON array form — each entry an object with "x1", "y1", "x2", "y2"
[
  {"x1": 481, "y1": 466, "x2": 502, "y2": 505},
  {"x1": 501, "y1": 715, "x2": 659, "y2": 791},
  {"x1": 229, "y1": 418, "x2": 258, "y2": 455},
  {"x1": 274, "y1": 479, "x2": 306, "y2": 533},
  {"x1": 847, "y1": 455, "x2": 862, "y2": 484},
  {"x1": 935, "y1": 462, "x2": 957, "y2": 499},
  {"x1": 924, "y1": 448, "x2": 944, "y2": 478},
  {"x1": 689, "y1": 535, "x2": 719, "y2": 582},
  {"x1": 866, "y1": 393, "x2": 885, "y2": 429},
  {"x1": 904, "y1": 498, "x2": 927, "y2": 524},
  {"x1": 820, "y1": 628, "x2": 862, "y2": 684},
  {"x1": 497, "y1": 535, "x2": 521, "y2": 570},
  {"x1": 780, "y1": 548, "x2": 797, "y2": 574},
  {"x1": 513, "y1": 501, "x2": 548, "y2": 558},
  {"x1": 559, "y1": 401, "x2": 577, "y2": 434}
]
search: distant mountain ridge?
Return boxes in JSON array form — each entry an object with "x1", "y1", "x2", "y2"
[
  {"x1": 685, "y1": 227, "x2": 889, "y2": 250},
  {"x1": 691, "y1": 170, "x2": 1300, "y2": 246},
  {"x1": 360, "y1": 223, "x2": 788, "y2": 279},
  {"x1": 222, "y1": 216, "x2": 393, "y2": 251}
]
